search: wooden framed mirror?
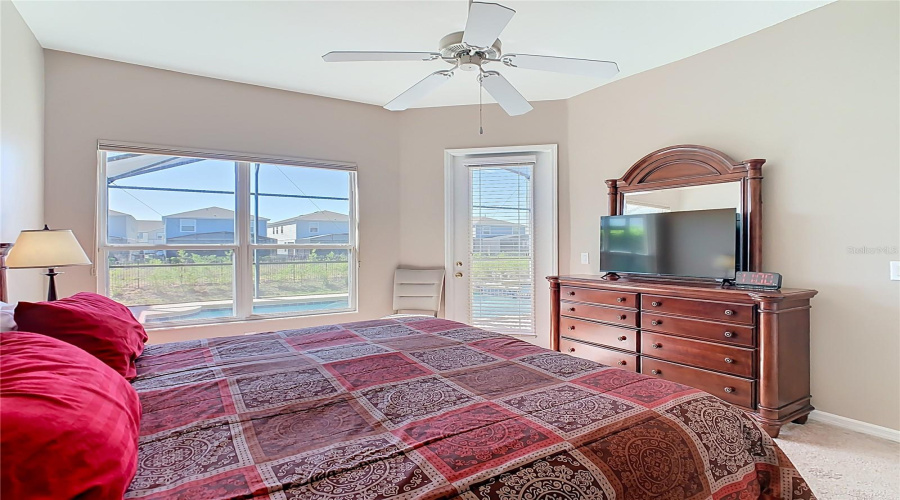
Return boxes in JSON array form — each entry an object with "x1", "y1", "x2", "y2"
[{"x1": 605, "y1": 145, "x2": 765, "y2": 272}]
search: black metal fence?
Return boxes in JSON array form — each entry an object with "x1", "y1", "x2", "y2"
[{"x1": 109, "y1": 261, "x2": 349, "y2": 302}]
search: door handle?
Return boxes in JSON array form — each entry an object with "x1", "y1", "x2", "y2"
[{"x1": 455, "y1": 272, "x2": 463, "y2": 278}]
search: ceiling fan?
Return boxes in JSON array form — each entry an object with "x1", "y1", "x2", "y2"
[{"x1": 322, "y1": 1, "x2": 619, "y2": 116}]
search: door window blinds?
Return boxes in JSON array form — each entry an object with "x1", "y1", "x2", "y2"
[{"x1": 467, "y1": 162, "x2": 535, "y2": 334}]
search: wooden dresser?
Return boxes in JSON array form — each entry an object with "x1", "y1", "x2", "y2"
[{"x1": 549, "y1": 275, "x2": 817, "y2": 437}]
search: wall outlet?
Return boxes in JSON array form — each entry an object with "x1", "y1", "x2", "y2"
[
  {"x1": 581, "y1": 252, "x2": 590, "y2": 265},
  {"x1": 891, "y1": 261, "x2": 900, "y2": 281}
]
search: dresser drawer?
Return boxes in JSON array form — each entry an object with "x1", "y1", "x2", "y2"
[
  {"x1": 560, "y1": 338, "x2": 638, "y2": 372},
  {"x1": 560, "y1": 317, "x2": 637, "y2": 352},
  {"x1": 641, "y1": 358, "x2": 755, "y2": 409},
  {"x1": 641, "y1": 313, "x2": 756, "y2": 348},
  {"x1": 642, "y1": 294, "x2": 755, "y2": 325},
  {"x1": 642, "y1": 332, "x2": 755, "y2": 378},
  {"x1": 560, "y1": 286, "x2": 637, "y2": 309},
  {"x1": 561, "y1": 301, "x2": 638, "y2": 328}
]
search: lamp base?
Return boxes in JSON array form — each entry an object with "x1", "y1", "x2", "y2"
[{"x1": 45, "y1": 268, "x2": 59, "y2": 301}]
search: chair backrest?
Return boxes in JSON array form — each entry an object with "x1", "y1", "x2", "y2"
[{"x1": 392, "y1": 268, "x2": 445, "y2": 316}]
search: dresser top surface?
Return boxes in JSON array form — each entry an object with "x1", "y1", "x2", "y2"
[{"x1": 550, "y1": 275, "x2": 817, "y2": 301}]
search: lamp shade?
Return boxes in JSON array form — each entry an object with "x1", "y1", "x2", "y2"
[{"x1": 6, "y1": 229, "x2": 92, "y2": 269}]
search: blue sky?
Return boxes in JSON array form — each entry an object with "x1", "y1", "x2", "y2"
[
  {"x1": 471, "y1": 166, "x2": 532, "y2": 224},
  {"x1": 107, "y1": 155, "x2": 350, "y2": 223}
]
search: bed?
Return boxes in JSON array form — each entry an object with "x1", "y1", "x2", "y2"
[{"x1": 125, "y1": 316, "x2": 814, "y2": 500}]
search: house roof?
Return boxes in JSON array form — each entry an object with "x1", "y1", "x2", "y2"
[
  {"x1": 108, "y1": 209, "x2": 134, "y2": 218},
  {"x1": 136, "y1": 220, "x2": 164, "y2": 232},
  {"x1": 271, "y1": 210, "x2": 348, "y2": 225},
  {"x1": 164, "y1": 207, "x2": 269, "y2": 221},
  {"x1": 472, "y1": 216, "x2": 525, "y2": 226}
]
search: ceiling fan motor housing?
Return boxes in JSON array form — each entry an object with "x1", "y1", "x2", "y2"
[{"x1": 439, "y1": 31, "x2": 501, "y2": 67}]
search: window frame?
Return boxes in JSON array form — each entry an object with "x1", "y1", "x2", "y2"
[
  {"x1": 179, "y1": 219, "x2": 197, "y2": 233},
  {"x1": 96, "y1": 141, "x2": 359, "y2": 329}
]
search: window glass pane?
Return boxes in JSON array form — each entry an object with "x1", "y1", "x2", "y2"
[
  {"x1": 101, "y1": 148, "x2": 357, "y2": 327},
  {"x1": 469, "y1": 164, "x2": 535, "y2": 334},
  {"x1": 106, "y1": 151, "x2": 236, "y2": 245},
  {"x1": 250, "y1": 164, "x2": 351, "y2": 244},
  {"x1": 107, "y1": 249, "x2": 235, "y2": 323},
  {"x1": 251, "y1": 248, "x2": 350, "y2": 316}
]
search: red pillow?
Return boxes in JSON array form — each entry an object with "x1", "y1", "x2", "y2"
[
  {"x1": 0, "y1": 331, "x2": 141, "y2": 499},
  {"x1": 14, "y1": 292, "x2": 148, "y2": 379}
]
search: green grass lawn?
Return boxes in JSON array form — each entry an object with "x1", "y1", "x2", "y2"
[{"x1": 110, "y1": 261, "x2": 349, "y2": 306}]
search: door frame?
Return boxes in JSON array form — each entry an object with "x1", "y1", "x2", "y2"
[{"x1": 443, "y1": 144, "x2": 558, "y2": 344}]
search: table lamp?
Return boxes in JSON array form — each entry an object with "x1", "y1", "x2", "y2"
[{"x1": 6, "y1": 225, "x2": 92, "y2": 301}]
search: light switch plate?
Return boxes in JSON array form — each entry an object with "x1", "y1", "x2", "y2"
[
  {"x1": 581, "y1": 252, "x2": 590, "y2": 265},
  {"x1": 891, "y1": 261, "x2": 900, "y2": 281}
]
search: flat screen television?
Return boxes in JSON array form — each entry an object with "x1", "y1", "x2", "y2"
[{"x1": 599, "y1": 208, "x2": 739, "y2": 280}]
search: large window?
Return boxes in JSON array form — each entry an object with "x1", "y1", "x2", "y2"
[{"x1": 98, "y1": 143, "x2": 357, "y2": 326}]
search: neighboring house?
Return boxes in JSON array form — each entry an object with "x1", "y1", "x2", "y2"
[
  {"x1": 136, "y1": 220, "x2": 165, "y2": 245},
  {"x1": 162, "y1": 207, "x2": 275, "y2": 257},
  {"x1": 108, "y1": 210, "x2": 138, "y2": 244},
  {"x1": 472, "y1": 216, "x2": 529, "y2": 255},
  {"x1": 268, "y1": 210, "x2": 349, "y2": 258},
  {"x1": 163, "y1": 207, "x2": 270, "y2": 244}
]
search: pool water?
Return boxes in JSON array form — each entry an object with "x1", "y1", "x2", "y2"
[
  {"x1": 145, "y1": 299, "x2": 349, "y2": 323},
  {"x1": 145, "y1": 294, "x2": 532, "y2": 324}
]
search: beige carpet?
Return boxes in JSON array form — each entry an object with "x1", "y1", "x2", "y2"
[{"x1": 775, "y1": 420, "x2": 900, "y2": 499}]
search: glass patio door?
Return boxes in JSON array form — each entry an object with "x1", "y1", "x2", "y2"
[{"x1": 445, "y1": 148, "x2": 557, "y2": 343}]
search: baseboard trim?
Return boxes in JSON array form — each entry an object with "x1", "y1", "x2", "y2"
[{"x1": 807, "y1": 410, "x2": 900, "y2": 443}]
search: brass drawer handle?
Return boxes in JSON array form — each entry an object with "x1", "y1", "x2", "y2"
[
  {"x1": 617, "y1": 335, "x2": 627, "y2": 341},
  {"x1": 651, "y1": 320, "x2": 661, "y2": 326},
  {"x1": 724, "y1": 357, "x2": 734, "y2": 364},
  {"x1": 568, "y1": 291, "x2": 576, "y2": 296},
  {"x1": 651, "y1": 369, "x2": 660, "y2": 375},
  {"x1": 618, "y1": 314, "x2": 627, "y2": 320},
  {"x1": 568, "y1": 307, "x2": 575, "y2": 312},
  {"x1": 568, "y1": 325, "x2": 575, "y2": 330},
  {"x1": 617, "y1": 360, "x2": 627, "y2": 366},
  {"x1": 723, "y1": 386, "x2": 735, "y2": 393},
  {"x1": 651, "y1": 301, "x2": 661, "y2": 307},
  {"x1": 616, "y1": 297, "x2": 625, "y2": 303},
  {"x1": 724, "y1": 331, "x2": 734, "y2": 338},
  {"x1": 651, "y1": 343, "x2": 662, "y2": 349},
  {"x1": 724, "y1": 309, "x2": 735, "y2": 316},
  {"x1": 568, "y1": 347, "x2": 575, "y2": 353}
]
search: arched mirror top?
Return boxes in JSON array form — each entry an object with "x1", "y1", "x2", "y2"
[
  {"x1": 610, "y1": 145, "x2": 764, "y2": 192},
  {"x1": 605, "y1": 144, "x2": 766, "y2": 272}
]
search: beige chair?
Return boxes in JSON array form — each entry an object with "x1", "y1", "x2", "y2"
[{"x1": 388, "y1": 268, "x2": 445, "y2": 317}]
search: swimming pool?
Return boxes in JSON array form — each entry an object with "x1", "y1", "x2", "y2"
[
  {"x1": 144, "y1": 294, "x2": 532, "y2": 324},
  {"x1": 145, "y1": 299, "x2": 349, "y2": 323}
]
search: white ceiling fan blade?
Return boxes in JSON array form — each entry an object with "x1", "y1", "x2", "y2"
[
  {"x1": 502, "y1": 54, "x2": 619, "y2": 79},
  {"x1": 462, "y1": 2, "x2": 515, "y2": 48},
  {"x1": 384, "y1": 70, "x2": 454, "y2": 111},
  {"x1": 322, "y1": 51, "x2": 440, "y2": 62},
  {"x1": 479, "y1": 71, "x2": 533, "y2": 116}
]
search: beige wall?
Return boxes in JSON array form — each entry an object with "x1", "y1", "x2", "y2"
[
  {"x1": 42, "y1": 51, "x2": 402, "y2": 344},
  {"x1": 397, "y1": 101, "x2": 569, "y2": 269},
  {"x1": 396, "y1": 101, "x2": 568, "y2": 348},
  {"x1": 0, "y1": 0, "x2": 44, "y2": 302},
  {"x1": 566, "y1": 1, "x2": 899, "y2": 429}
]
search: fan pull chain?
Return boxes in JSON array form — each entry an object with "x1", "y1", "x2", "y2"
[{"x1": 479, "y1": 77, "x2": 484, "y2": 135}]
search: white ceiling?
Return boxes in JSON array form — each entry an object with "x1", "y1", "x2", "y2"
[{"x1": 15, "y1": 0, "x2": 830, "y2": 109}]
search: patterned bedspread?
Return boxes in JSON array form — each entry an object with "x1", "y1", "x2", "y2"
[{"x1": 127, "y1": 317, "x2": 814, "y2": 499}]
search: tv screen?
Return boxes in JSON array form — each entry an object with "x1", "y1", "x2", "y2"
[{"x1": 599, "y1": 208, "x2": 738, "y2": 280}]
